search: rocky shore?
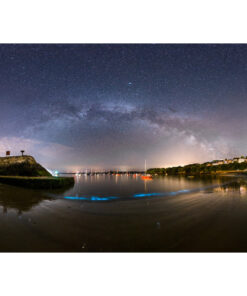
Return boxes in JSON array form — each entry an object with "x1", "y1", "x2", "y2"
[{"x1": 0, "y1": 155, "x2": 74, "y2": 189}]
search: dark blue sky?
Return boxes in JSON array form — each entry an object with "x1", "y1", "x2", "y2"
[{"x1": 1, "y1": 44, "x2": 247, "y2": 171}]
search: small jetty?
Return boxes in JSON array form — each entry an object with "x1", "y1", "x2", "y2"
[{"x1": 0, "y1": 176, "x2": 74, "y2": 189}]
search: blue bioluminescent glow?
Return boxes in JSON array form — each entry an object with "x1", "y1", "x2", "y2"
[
  {"x1": 64, "y1": 196, "x2": 119, "y2": 201},
  {"x1": 64, "y1": 196, "x2": 88, "y2": 200},
  {"x1": 65, "y1": 190, "x2": 193, "y2": 202},
  {"x1": 133, "y1": 193, "x2": 165, "y2": 198},
  {"x1": 64, "y1": 185, "x2": 221, "y2": 202},
  {"x1": 133, "y1": 189, "x2": 192, "y2": 198}
]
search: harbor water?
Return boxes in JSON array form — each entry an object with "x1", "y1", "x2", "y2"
[{"x1": 0, "y1": 174, "x2": 247, "y2": 251}]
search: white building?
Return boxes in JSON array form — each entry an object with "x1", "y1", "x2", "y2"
[
  {"x1": 238, "y1": 158, "x2": 246, "y2": 163},
  {"x1": 212, "y1": 160, "x2": 224, "y2": 166}
]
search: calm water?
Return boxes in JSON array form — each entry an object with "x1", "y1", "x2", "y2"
[{"x1": 1, "y1": 174, "x2": 247, "y2": 251}]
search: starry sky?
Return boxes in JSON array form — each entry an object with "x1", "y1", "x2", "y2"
[{"x1": 1, "y1": 44, "x2": 247, "y2": 171}]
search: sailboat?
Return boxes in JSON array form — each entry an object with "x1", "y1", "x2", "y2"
[{"x1": 141, "y1": 160, "x2": 152, "y2": 180}]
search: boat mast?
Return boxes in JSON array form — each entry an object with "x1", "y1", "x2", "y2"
[{"x1": 145, "y1": 159, "x2": 147, "y2": 175}]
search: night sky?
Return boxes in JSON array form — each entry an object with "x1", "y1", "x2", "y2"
[{"x1": 1, "y1": 44, "x2": 247, "y2": 171}]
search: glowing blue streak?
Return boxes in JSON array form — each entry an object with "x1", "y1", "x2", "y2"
[
  {"x1": 64, "y1": 185, "x2": 224, "y2": 202},
  {"x1": 64, "y1": 196, "x2": 119, "y2": 201},
  {"x1": 133, "y1": 193, "x2": 164, "y2": 198},
  {"x1": 133, "y1": 189, "x2": 191, "y2": 198}
]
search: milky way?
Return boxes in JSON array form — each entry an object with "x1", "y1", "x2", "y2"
[{"x1": 0, "y1": 44, "x2": 247, "y2": 171}]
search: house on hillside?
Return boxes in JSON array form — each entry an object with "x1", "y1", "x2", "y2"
[
  {"x1": 212, "y1": 160, "x2": 224, "y2": 166},
  {"x1": 232, "y1": 157, "x2": 247, "y2": 163},
  {"x1": 238, "y1": 158, "x2": 246, "y2": 163}
]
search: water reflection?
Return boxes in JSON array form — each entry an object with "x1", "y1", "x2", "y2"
[
  {"x1": 0, "y1": 183, "x2": 68, "y2": 214},
  {"x1": 213, "y1": 181, "x2": 247, "y2": 195},
  {"x1": 1, "y1": 175, "x2": 247, "y2": 251},
  {"x1": 61, "y1": 174, "x2": 240, "y2": 202},
  {"x1": 1, "y1": 175, "x2": 247, "y2": 212}
]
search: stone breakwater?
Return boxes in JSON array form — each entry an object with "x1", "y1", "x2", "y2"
[
  {"x1": 0, "y1": 176, "x2": 75, "y2": 189},
  {"x1": 0, "y1": 155, "x2": 51, "y2": 177},
  {"x1": 0, "y1": 155, "x2": 75, "y2": 189}
]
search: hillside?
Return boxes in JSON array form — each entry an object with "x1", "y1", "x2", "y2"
[
  {"x1": 0, "y1": 155, "x2": 51, "y2": 177},
  {"x1": 147, "y1": 160, "x2": 247, "y2": 176}
]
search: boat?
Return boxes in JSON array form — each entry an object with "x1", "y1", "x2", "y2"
[
  {"x1": 141, "y1": 175, "x2": 152, "y2": 180},
  {"x1": 141, "y1": 160, "x2": 153, "y2": 180}
]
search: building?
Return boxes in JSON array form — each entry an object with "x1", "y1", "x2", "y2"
[
  {"x1": 232, "y1": 157, "x2": 247, "y2": 163},
  {"x1": 238, "y1": 158, "x2": 246, "y2": 163},
  {"x1": 212, "y1": 160, "x2": 224, "y2": 166}
]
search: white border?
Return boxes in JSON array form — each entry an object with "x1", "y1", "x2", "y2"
[
  {"x1": 0, "y1": 0, "x2": 246, "y2": 43},
  {"x1": 0, "y1": 0, "x2": 247, "y2": 296},
  {"x1": 1, "y1": 253, "x2": 247, "y2": 296}
]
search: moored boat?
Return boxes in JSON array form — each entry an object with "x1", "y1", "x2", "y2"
[{"x1": 141, "y1": 160, "x2": 153, "y2": 180}]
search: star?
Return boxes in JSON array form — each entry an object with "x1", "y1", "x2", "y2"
[{"x1": 0, "y1": 44, "x2": 246, "y2": 170}]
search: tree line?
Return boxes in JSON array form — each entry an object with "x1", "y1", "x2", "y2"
[{"x1": 147, "y1": 161, "x2": 247, "y2": 175}]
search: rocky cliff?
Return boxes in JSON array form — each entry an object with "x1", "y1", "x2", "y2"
[{"x1": 0, "y1": 155, "x2": 51, "y2": 177}]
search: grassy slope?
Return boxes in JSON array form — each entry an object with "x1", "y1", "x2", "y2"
[
  {"x1": 0, "y1": 156, "x2": 75, "y2": 189},
  {"x1": 0, "y1": 162, "x2": 51, "y2": 177},
  {"x1": 0, "y1": 156, "x2": 51, "y2": 177}
]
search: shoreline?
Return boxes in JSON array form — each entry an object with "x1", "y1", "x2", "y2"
[{"x1": 149, "y1": 170, "x2": 247, "y2": 177}]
